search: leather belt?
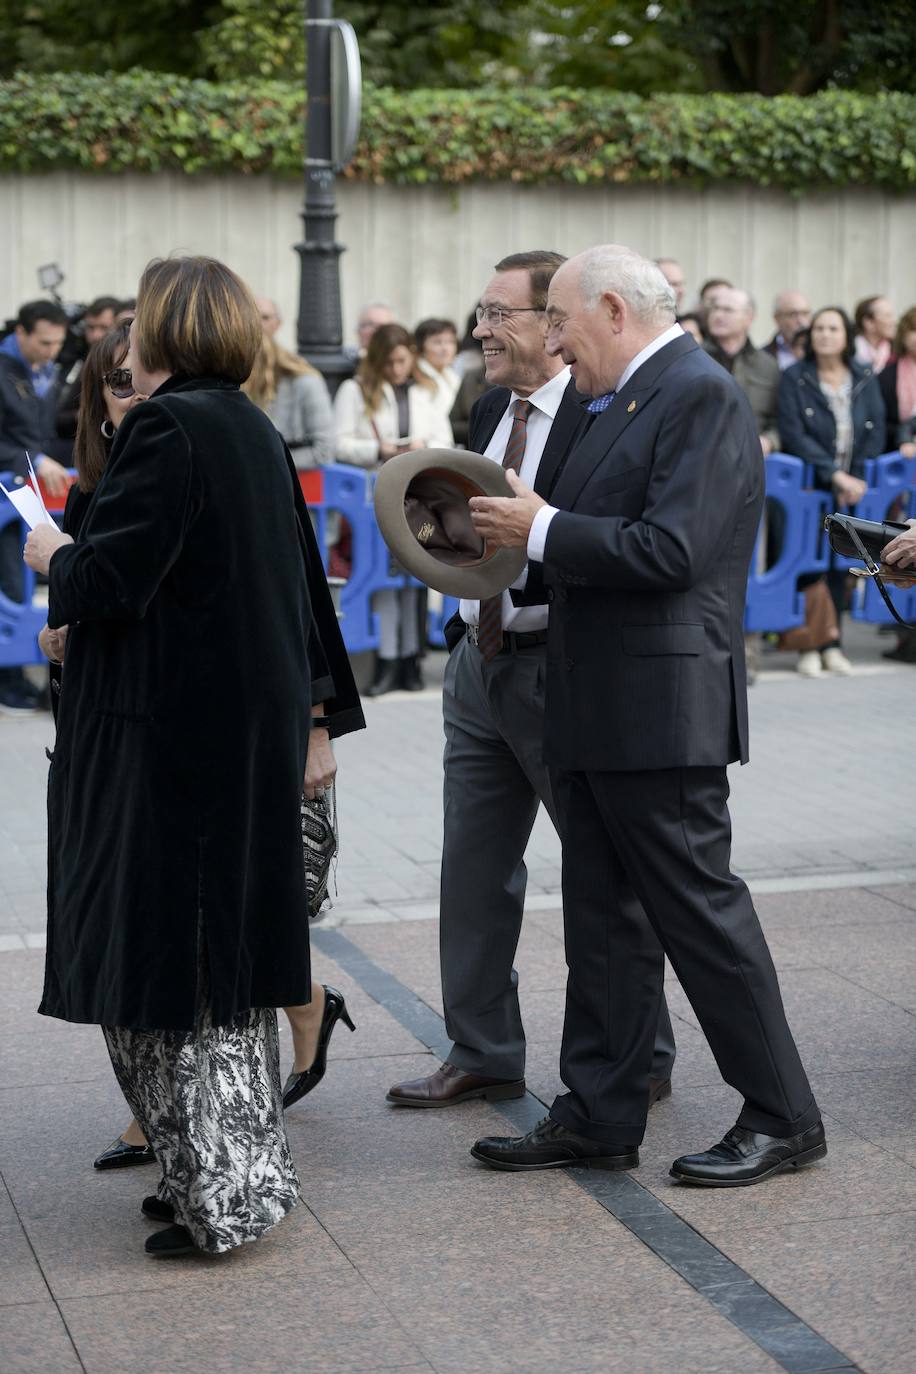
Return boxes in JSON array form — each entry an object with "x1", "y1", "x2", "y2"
[{"x1": 466, "y1": 625, "x2": 548, "y2": 654}]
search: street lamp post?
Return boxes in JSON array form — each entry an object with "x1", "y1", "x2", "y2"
[{"x1": 295, "y1": 0, "x2": 359, "y2": 394}]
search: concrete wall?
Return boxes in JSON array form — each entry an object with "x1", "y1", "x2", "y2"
[{"x1": 2, "y1": 172, "x2": 915, "y2": 348}]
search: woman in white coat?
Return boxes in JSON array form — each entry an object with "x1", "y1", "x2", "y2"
[{"x1": 334, "y1": 323, "x2": 453, "y2": 694}]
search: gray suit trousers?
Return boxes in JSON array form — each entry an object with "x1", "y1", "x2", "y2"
[{"x1": 440, "y1": 634, "x2": 676, "y2": 1082}]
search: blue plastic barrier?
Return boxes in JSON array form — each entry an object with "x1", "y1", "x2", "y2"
[{"x1": 744, "y1": 455, "x2": 830, "y2": 633}]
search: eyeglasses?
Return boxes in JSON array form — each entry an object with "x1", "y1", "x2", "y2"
[
  {"x1": 475, "y1": 305, "x2": 543, "y2": 327},
  {"x1": 103, "y1": 367, "x2": 135, "y2": 399}
]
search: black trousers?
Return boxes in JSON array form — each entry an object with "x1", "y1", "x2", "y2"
[{"x1": 549, "y1": 764, "x2": 819, "y2": 1148}]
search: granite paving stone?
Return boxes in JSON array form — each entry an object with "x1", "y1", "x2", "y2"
[
  {"x1": 0, "y1": 1301, "x2": 84, "y2": 1374},
  {"x1": 700, "y1": 1213, "x2": 916, "y2": 1374},
  {"x1": 59, "y1": 1270, "x2": 425, "y2": 1374}
]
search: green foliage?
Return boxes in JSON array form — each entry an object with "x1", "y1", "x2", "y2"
[
  {"x1": 523, "y1": 0, "x2": 703, "y2": 95},
  {"x1": 1, "y1": 71, "x2": 913, "y2": 192},
  {"x1": 4, "y1": 1, "x2": 914, "y2": 95},
  {"x1": 0, "y1": 0, "x2": 220, "y2": 78},
  {"x1": 658, "y1": 0, "x2": 916, "y2": 96}
]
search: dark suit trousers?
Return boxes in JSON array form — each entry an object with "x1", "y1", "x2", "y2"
[
  {"x1": 549, "y1": 765, "x2": 819, "y2": 1148},
  {"x1": 440, "y1": 636, "x2": 676, "y2": 1081}
]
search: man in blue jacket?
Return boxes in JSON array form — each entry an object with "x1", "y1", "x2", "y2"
[{"x1": 0, "y1": 299, "x2": 70, "y2": 713}]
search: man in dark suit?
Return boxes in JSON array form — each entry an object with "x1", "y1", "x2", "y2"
[
  {"x1": 468, "y1": 245, "x2": 824, "y2": 1186},
  {"x1": 387, "y1": 250, "x2": 677, "y2": 1109}
]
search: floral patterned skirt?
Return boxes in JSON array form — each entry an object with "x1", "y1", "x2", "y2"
[{"x1": 102, "y1": 955, "x2": 301, "y2": 1255}]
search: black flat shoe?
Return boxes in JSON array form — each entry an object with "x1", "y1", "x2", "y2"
[
  {"x1": 93, "y1": 1137, "x2": 156, "y2": 1170},
  {"x1": 283, "y1": 985, "x2": 356, "y2": 1109},
  {"x1": 471, "y1": 1116, "x2": 638, "y2": 1173},
  {"x1": 141, "y1": 1196, "x2": 175, "y2": 1223},
  {"x1": 145, "y1": 1224, "x2": 197, "y2": 1257},
  {"x1": 670, "y1": 1120, "x2": 827, "y2": 1187}
]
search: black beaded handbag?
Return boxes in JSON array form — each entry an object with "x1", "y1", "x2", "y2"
[
  {"x1": 824, "y1": 513, "x2": 916, "y2": 629},
  {"x1": 300, "y1": 783, "x2": 337, "y2": 922}
]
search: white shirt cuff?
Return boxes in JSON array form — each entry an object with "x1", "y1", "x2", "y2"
[{"x1": 527, "y1": 505, "x2": 559, "y2": 563}]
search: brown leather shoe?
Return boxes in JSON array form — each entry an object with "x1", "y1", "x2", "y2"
[
  {"x1": 649, "y1": 1077, "x2": 672, "y2": 1108},
  {"x1": 387, "y1": 1063, "x2": 525, "y2": 1108}
]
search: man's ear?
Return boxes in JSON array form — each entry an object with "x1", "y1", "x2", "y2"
[{"x1": 601, "y1": 292, "x2": 627, "y2": 333}]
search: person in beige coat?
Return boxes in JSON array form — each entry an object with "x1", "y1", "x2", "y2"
[{"x1": 333, "y1": 323, "x2": 453, "y2": 694}]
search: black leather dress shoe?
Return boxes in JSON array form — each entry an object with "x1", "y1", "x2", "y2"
[
  {"x1": 283, "y1": 985, "x2": 356, "y2": 1110},
  {"x1": 93, "y1": 1137, "x2": 156, "y2": 1170},
  {"x1": 141, "y1": 1196, "x2": 175, "y2": 1223},
  {"x1": 145, "y1": 1224, "x2": 197, "y2": 1257},
  {"x1": 471, "y1": 1116, "x2": 638, "y2": 1172},
  {"x1": 670, "y1": 1120, "x2": 827, "y2": 1186}
]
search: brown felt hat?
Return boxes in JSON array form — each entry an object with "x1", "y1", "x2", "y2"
[{"x1": 373, "y1": 448, "x2": 528, "y2": 598}]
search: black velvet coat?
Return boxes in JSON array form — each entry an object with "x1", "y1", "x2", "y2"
[{"x1": 41, "y1": 375, "x2": 364, "y2": 1030}]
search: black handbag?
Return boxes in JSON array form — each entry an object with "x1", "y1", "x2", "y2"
[
  {"x1": 824, "y1": 513, "x2": 916, "y2": 629},
  {"x1": 300, "y1": 783, "x2": 337, "y2": 922}
]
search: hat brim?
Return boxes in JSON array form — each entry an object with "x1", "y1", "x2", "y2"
[{"x1": 373, "y1": 448, "x2": 528, "y2": 599}]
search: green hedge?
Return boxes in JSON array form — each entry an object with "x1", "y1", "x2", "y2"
[{"x1": 1, "y1": 71, "x2": 914, "y2": 190}]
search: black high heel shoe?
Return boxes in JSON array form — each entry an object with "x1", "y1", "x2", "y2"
[{"x1": 282, "y1": 985, "x2": 355, "y2": 1109}]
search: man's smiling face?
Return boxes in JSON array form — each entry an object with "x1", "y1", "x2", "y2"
[{"x1": 472, "y1": 269, "x2": 553, "y2": 395}]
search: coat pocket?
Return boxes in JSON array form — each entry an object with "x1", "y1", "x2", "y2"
[
  {"x1": 621, "y1": 623, "x2": 706, "y2": 656},
  {"x1": 583, "y1": 466, "x2": 647, "y2": 500}
]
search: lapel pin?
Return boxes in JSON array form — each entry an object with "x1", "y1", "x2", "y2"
[{"x1": 627, "y1": 400, "x2": 637, "y2": 414}]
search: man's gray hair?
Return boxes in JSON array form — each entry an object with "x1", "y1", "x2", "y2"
[
  {"x1": 577, "y1": 246, "x2": 676, "y2": 325},
  {"x1": 357, "y1": 300, "x2": 393, "y2": 323}
]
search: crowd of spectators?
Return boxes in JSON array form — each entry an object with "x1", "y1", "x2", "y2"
[{"x1": 2, "y1": 264, "x2": 915, "y2": 712}]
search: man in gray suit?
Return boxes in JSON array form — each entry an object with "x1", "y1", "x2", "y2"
[{"x1": 387, "y1": 251, "x2": 676, "y2": 1108}]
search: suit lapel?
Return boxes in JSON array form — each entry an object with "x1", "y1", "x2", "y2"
[
  {"x1": 534, "y1": 378, "x2": 590, "y2": 498},
  {"x1": 469, "y1": 387, "x2": 510, "y2": 454},
  {"x1": 551, "y1": 335, "x2": 698, "y2": 510}
]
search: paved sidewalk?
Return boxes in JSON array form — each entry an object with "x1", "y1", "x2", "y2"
[
  {"x1": 2, "y1": 882, "x2": 915, "y2": 1373},
  {"x1": 1, "y1": 618, "x2": 914, "y2": 1372}
]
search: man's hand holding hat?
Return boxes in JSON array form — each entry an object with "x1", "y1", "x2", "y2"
[{"x1": 469, "y1": 470, "x2": 546, "y2": 549}]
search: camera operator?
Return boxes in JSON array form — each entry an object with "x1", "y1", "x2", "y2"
[{"x1": 49, "y1": 296, "x2": 122, "y2": 463}]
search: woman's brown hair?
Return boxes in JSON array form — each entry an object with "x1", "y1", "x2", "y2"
[
  {"x1": 356, "y1": 323, "x2": 434, "y2": 415},
  {"x1": 73, "y1": 323, "x2": 131, "y2": 493},
  {"x1": 242, "y1": 332, "x2": 318, "y2": 409},
  {"x1": 892, "y1": 306, "x2": 916, "y2": 358},
  {"x1": 134, "y1": 256, "x2": 260, "y2": 384}
]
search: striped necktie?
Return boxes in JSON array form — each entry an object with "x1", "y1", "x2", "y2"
[{"x1": 476, "y1": 398, "x2": 532, "y2": 661}]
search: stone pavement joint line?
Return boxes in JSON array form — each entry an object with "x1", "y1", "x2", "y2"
[
  {"x1": 312, "y1": 926, "x2": 864, "y2": 1374},
  {"x1": 0, "y1": 1164, "x2": 88, "y2": 1373}
]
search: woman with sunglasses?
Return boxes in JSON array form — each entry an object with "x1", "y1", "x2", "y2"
[{"x1": 26, "y1": 257, "x2": 364, "y2": 1259}]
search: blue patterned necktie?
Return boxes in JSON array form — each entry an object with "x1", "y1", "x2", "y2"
[{"x1": 587, "y1": 392, "x2": 615, "y2": 413}]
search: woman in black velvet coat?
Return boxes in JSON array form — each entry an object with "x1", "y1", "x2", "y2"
[{"x1": 25, "y1": 257, "x2": 364, "y2": 1257}]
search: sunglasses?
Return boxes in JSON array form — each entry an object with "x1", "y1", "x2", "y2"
[{"x1": 103, "y1": 367, "x2": 136, "y2": 399}]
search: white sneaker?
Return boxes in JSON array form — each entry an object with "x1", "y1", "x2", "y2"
[
  {"x1": 821, "y1": 647, "x2": 853, "y2": 675},
  {"x1": 796, "y1": 651, "x2": 823, "y2": 677}
]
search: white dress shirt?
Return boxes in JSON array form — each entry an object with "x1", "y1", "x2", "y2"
[
  {"x1": 460, "y1": 366, "x2": 571, "y2": 632},
  {"x1": 527, "y1": 324, "x2": 684, "y2": 563}
]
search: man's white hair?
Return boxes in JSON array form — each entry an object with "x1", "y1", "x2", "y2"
[
  {"x1": 357, "y1": 300, "x2": 393, "y2": 324},
  {"x1": 576, "y1": 246, "x2": 676, "y2": 325}
]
